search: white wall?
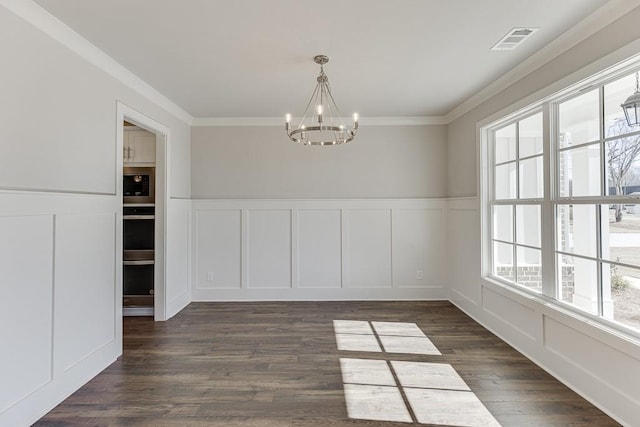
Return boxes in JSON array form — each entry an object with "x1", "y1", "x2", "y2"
[
  {"x1": 192, "y1": 199, "x2": 447, "y2": 301},
  {"x1": 191, "y1": 124, "x2": 447, "y2": 198},
  {"x1": 0, "y1": 3, "x2": 191, "y2": 426},
  {"x1": 190, "y1": 123, "x2": 448, "y2": 301},
  {"x1": 446, "y1": 5, "x2": 640, "y2": 425}
]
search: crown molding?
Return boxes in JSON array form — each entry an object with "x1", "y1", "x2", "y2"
[
  {"x1": 192, "y1": 117, "x2": 284, "y2": 127},
  {"x1": 444, "y1": 0, "x2": 640, "y2": 124},
  {"x1": 359, "y1": 116, "x2": 448, "y2": 126},
  {"x1": 191, "y1": 116, "x2": 447, "y2": 127},
  {"x1": 0, "y1": 0, "x2": 194, "y2": 125}
]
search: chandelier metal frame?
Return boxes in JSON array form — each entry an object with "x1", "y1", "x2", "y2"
[{"x1": 286, "y1": 55, "x2": 358, "y2": 146}]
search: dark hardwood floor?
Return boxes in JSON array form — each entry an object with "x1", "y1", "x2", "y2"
[{"x1": 35, "y1": 301, "x2": 620, "y2": 426}]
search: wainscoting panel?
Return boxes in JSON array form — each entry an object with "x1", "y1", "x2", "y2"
[
  {"x1": 196, "y1": 209, "x2": 242, "y2": 289},
  {"x1": 0, "y1": 215, "x2": 54, "y2": 414},
  {"x1": 192, "y1": 199, "x2": 448, "y2": 300},
  {"x1": 54, "y1": 213, "x2": 117, "y2": 373},
  {"x1": 392, "y1": 209, "x2": 445, "y2": 287},
  {"x1": 0, "y1": 191, "x2": 120, "y2": 427},
  {"x1": 166, "y1": 199, "x2": 192, "y2": 318},
  {"x1": 482, "y1": 286, "x2": 537, "y2": 341},
  {"x1": 347, "y1": 209, "x2": 392, "y2": 288},
  {"x1": 447, "y1": 200, "x2": 480, "y2": 306},
  {"x1": 297, "y1": 209, "x2": 342, "y2": 289},
  {"x1": 544, "y1": 315, "x2": 640, "y2": 406},
  {"x1": 247, "y1": 209, "x2": 292, "y2": 289}
]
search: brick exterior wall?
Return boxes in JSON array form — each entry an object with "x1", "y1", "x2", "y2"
[{"x1": 495, "y1": 265, "x2": 575, "y2": 299}]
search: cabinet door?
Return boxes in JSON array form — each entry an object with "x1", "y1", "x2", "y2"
[
  {"x1": 124, "y1": 130, "x2": 156, "y2": 164},
  {"x1": 130, "y1": 132, "x2": 156, "y2": 164}
]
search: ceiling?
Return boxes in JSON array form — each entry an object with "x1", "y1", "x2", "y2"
[{"x1": 34, "y1": 0, "x2": 615, "y2": 119}]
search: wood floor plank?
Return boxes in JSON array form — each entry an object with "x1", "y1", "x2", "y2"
[{"x1": 35, "y1": 301, "x2": 621, "y2": 426}]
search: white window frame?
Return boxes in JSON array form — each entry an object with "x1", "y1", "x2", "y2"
[
  {"x1": 482, "y1": 55, "x2": 640, "y2": 338},
  {"x1": 489, "y1": 109, "x2": 546, "y2": 293}
]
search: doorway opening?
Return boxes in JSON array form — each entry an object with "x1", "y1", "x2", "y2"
[
  {"x1": 122, "y1": 126, "x2": 155, "y2": 316},
  {"x1": 117, "y1": 102, "x2": 169, "y2": 321}
]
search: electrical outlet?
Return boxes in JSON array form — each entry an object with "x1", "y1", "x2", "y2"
[
  {"x1": 207, "y1": 272, "x2": 214, "y2": 281},
  {"x1": 416, "y1": 270, "x2": 423, "y2": 280}
]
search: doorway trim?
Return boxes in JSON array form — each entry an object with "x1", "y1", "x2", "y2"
[{"x1": 116, "y1": 101, "x2": 171, "y2": 321}]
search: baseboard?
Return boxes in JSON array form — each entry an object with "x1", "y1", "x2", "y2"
[
  {"x1": 166, "y1": 291, "x2": 191, "y2": 319},
  {"x1": 192, "y1": 286, "x2": 448, "y2": 302}
]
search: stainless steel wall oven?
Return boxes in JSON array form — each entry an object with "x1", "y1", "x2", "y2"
[{"x1": 123, "y1": 206, "x2": 154, "y2": 253}]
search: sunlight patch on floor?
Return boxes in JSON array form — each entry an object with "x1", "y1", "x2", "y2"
[
  {"x1": 334, "y1": 320, "x2": 502, "y2": 426},
  {"x1": 378, "y1": 335, "x2": 441, "y2": 355},
  {"x1": 340, "y1": 358, "x2": 396, "y2": 386},
  {"x1": 371, "y1": 321, "x2": 426, "y2": 337},
  {"x1": 333, "y1": 320, "x2": 374, "y2": 335},
  {"x1": 405, "y1": 388, "x2": 501, "y2": 426},
  {"x1": 334, "y1": 333, "x2": 382, "y2": 352},
  {"x1": 343, "y1": 384, "x2": 412, "y2": 423},
  {"x1": 391, "y1": 361, "x2": 470, "y2": 390}
]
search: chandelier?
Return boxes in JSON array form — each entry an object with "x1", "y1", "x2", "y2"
[
  {"x1": 285, "y1": 55, "x2": 359, "y2": 146},
  {"x1": 621, "y1": 71, "x2": 640, "y2": 127}
]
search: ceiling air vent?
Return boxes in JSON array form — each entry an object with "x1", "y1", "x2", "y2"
[{"x1": 491, "y1": 27, "x2": 539, "y2": 51}]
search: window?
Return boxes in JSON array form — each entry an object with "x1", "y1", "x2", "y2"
[
  {"x1": 487, "y1": 63, "x2": 640, "y2": 334},
  {"x1": 491, "y1": 112, "x2": 544, "y2": 293}
]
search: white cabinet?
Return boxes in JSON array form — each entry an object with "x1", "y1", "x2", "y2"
[{"x1": 124, "y1": 128, "x2": 156, "y2": 164}]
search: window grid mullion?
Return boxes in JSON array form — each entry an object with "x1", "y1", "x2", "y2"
[
  {"x1": 489, "y1": 127, "x2": 498, "y2": 278},
  {"x1": 512, "y1": 204, "x2": 517, "y2": 284},
  {"x1": 516, "y1": 122, "x2": 520, "y2": 201},
  {"x1": 555, "y1": 196, "x2": 640, "y2": 204},
  {"x1": 494, "y1": 159, "x2": 517, "y2": 167},
  {"x1": 599, "y1": 85, "x2": 606, "y2": 197},
  {"x1": 514, "y1": 121, "x2": 520, "y2": 284},
  {"x1": 602, "y1": 128, "x2": 640, "y2": 142},
  {"x1": 557, "y1": 139, "x2": 600, "y2": 153},
  {"x1": 541, "y1": 102, "x2": 556, "y2": 298},
  {"x1": 597, "y1": 86, "x2": 605, "y2": 316},
  {"x1": 493, "y1": 237, "x2": 515, "y2": 246},
  {"x1": 515, "y1": 242, "x2": 542, "y2": 251},
  {"x1": 492, "y1": 203, "x2": 496, "y2": 276},
  {"x1": 496, "y1": 152, "x2": 543, "y2": 165},
  {"x1": 555, "y1": 250, "x2": 598, "y2": 263},
  {"x1": 596, "y1": 205, "x2": 604, "y2": 317}
]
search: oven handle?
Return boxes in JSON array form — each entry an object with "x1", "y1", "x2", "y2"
[
  {"x1": 123, "y1": 260, "x2": 155, "y2": 266},
  {"x1": 123, "y1": 215, "x2": 155, "y2": 220}
]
